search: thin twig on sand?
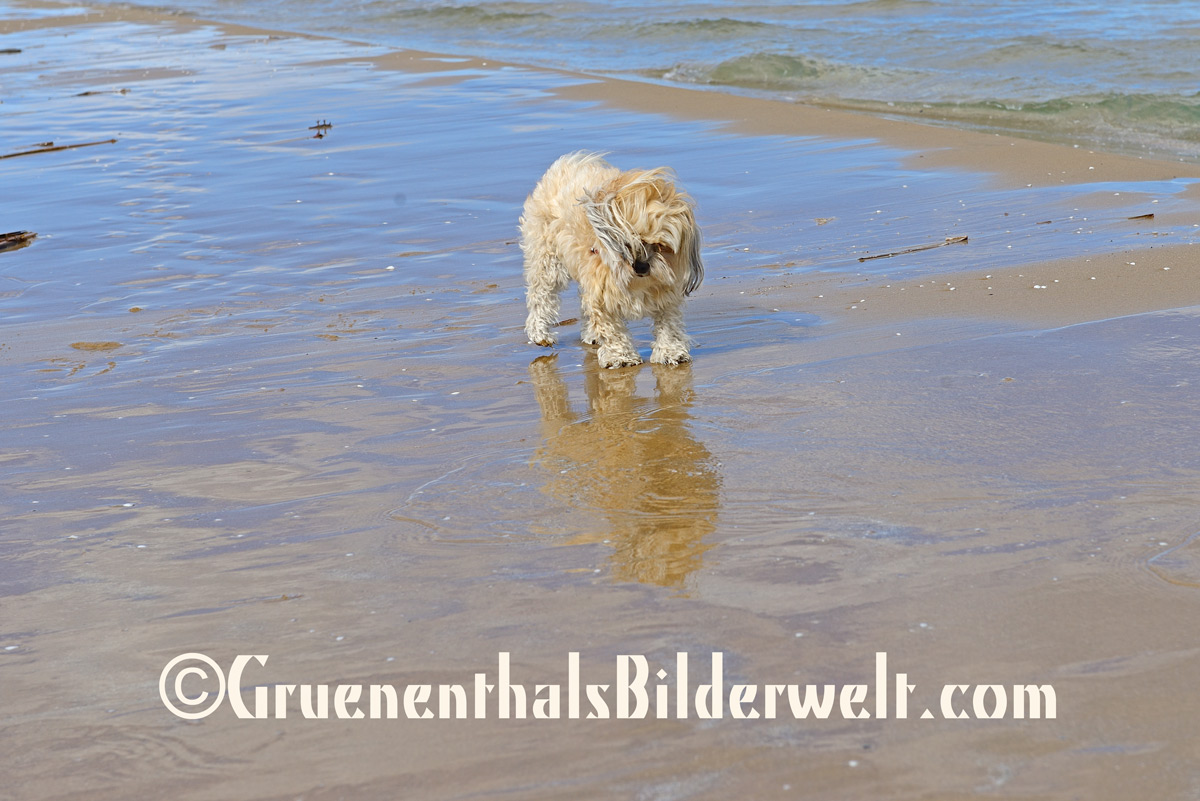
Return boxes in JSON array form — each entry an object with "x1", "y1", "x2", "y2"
[{"x1": 858, "y1": 235, "x2": 968, "y2": 262}]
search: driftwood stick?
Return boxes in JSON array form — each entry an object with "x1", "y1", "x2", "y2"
[
  {"x1": 0, "y1": 139, "x2": 118, "y2": 160},
  {"x1": 0, "y1": 231, "x2": 37, "y2": 253},
  {"x1": 858, "y1": 235, "x2": 968, "y2": 262}
]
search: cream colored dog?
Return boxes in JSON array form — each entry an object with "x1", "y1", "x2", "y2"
[{"x1": 520, "y1": 152, "x2": 703, "y2": 368}]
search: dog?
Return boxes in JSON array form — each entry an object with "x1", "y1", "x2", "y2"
[{"x1": 520, "y1": 152, "x2": 703, "y2": 368}]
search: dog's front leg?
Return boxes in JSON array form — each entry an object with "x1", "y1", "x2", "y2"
[
  {"x1": 650, "y1": 306, "x2": 692, "y2": 365},
  {"x1": 579, "y1": 309, "x2": 600, "y2": 346},
  {"x1": 590, "y1": 312, "x2": 642, "y2": 368}
]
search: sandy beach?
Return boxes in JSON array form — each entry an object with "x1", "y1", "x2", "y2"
[{"x1": 4, "y1": 1, "x2": 1200, "y2": 799}]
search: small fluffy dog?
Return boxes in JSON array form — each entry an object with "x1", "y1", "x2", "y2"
[{"x1": 520, "y1": 152, "x2": 703, "y2": 368}]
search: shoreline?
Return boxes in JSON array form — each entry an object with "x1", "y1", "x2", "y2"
[
  {"x1": 11, "y1": 0, "x2": 1200, "y2": 190},
  {"x1": 556, "y1": 75, "x2": 1200, "y2": 190},
  {"x1": 321, "y1": 38, "x2": 1200, "y2": 192},
  {"x1": 226, "y1": 9, "x2": 1200, "y2": 336}
]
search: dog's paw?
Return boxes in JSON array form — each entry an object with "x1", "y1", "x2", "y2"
[
  {"x1": 650, "y1": 346, "x2": 691, "y2": 366},
  {"x1": 601, "y1": 357, "x2": 642, "y2": 369},
  {"x1": 527, "y1": 331, "x2": 557, "y2": 347},
  {"x1": 598, "y1": 346, "x2": 642, "y2": 369},
  {"x1": 651, "y1": 355, "x2": 691, "y2": 366}
]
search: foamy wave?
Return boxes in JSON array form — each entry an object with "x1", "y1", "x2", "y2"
[
  {"x1": 652, "y1": 51, "x2": 921, "y2": 100},
  {"x1": 379, "y1": 3, "x2": 554, "y2": 28},
  {"x1": 833, "y1": 94, "x2": 1200, "y2": 160},
  {"x1": 642, "y1": 48, "x2": 1200, "y2": 160},
  {"x1": 656, "y1": 52, "x2": 902, "y2": 94}
]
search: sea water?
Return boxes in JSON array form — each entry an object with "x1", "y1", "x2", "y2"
[{"x1": 76, "y1": 0, "x2": 1200, "y2": 161}]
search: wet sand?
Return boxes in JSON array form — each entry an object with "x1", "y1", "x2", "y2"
[{"x1": 4, "y1": 2, "x2": 1200, "y2": 799}]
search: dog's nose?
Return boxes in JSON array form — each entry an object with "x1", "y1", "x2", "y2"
[{"x1": 632, "y1": 259, "x2": 651, "y2": 276}]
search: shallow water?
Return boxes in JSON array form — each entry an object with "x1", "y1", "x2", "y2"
[
  {"x1": 4, "y1": 10, "x2": 1197, "y2": 336},
  {"x1": 69, "y1": 0, "x2": 1200, "y2": 160},
  {"x1": 5, "y1": 6, "x2": 1200, "y2": 800}
]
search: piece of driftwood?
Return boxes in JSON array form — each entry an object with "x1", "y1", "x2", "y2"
[
  {"x1": 0, "y1": 139, "x2": 118, "y2": 160},
  {"x1": 0, "y1": 231, "x2": 37, "y2": 253},
  {"x1": 858, "y1": 235, "x2": 968, "y2": 262}
]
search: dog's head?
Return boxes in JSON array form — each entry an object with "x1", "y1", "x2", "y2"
[{"x1": 582, "y1": 168, "x2": 703, "y2": 296}]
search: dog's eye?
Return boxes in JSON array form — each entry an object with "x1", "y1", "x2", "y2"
[{"x1": 651, "y1": 242, "x2": 675, "y2": 255}]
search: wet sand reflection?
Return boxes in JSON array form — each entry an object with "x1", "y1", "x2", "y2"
[{"x1": 528, "y1": 354, "x2": 721, "y2": 589}]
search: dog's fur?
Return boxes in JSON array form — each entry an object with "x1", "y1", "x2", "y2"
[{"x1": 520, "y1": 152, "x2": 703, "y2": 368}]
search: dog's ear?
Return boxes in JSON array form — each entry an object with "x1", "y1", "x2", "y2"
[
  {"x1": 582, "y1": 190, "x2": 635, "y2": 269},
  {"x1": 680, "y1": 210, "x2": 704, "y2": 296}
]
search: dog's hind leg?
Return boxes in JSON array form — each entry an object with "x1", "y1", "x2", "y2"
[
  {"x1": 523, "y1": 251, "x2": 569, "y2": 347},
  {"x1": 650, "y1": 305, "x2": 692, "y2": 365}
]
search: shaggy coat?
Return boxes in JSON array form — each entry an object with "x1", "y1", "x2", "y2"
[{"x1": 520, "y1": 152, "x2": 703, "y2": 368}]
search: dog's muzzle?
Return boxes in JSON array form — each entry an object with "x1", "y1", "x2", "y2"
[{"x1": 632, "y1": 258, "x2": 651, "y2": 276}]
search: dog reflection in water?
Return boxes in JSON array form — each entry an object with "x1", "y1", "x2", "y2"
[{"x1": 527, "y1": 353, "x2": 720, "y2": 588}]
